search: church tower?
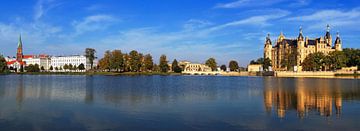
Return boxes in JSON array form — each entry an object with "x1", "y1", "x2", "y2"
[
  {"x1": 264, "y1": 33, "x2": 272, "y2": 61},
  {"x1": 16, "y1": 35, "x2": 23, "y2": 62},
  {"x1": 334, "y1": 32, "x2": 342, "y2": 51}
]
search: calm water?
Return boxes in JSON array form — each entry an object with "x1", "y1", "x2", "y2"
[{"x1": 0, "y1": 75, "x2": 359, "y2": 131}]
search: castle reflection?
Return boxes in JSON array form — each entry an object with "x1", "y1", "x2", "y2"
[{"x1": 263, "y1": 77, "x2": 359, "y2": 119}]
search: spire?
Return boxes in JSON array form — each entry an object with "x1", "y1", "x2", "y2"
[
  {"x1": 18, "y1": 34, "x2": 23, "y2": 48},
  {"x1": 335, "y1": 31, "x2": 341, "y2": 44},
  {"x1": 298, "y1": 26, "x2": 304, "y2": 40},
  {"x1": 336, "y1": 31, "x2": 340, "y2": 37},
  {"x1": 266, "y1": 33, "x2": 272, "y2": 45},
  {"x1": 325, "y1": 24, "x2": 331, "y2": 39}
]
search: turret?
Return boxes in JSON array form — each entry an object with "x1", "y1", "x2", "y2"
[
  {"x1": 325, "y1": 24, "x2": 332, "y2": 46},
  {"x1": 298, "y1": 26, "x2": 304, "y2": 41},
  {"x1": 334, "y1": 32, "x2": 342, "y2": 51},
  {"x1": 278, "y1": 31, "x2": 285, "y2": 42},
  {"x1": 297, "y1": 26, "x2": 305, "y2": 47},
  {"x1": 264, "y1": 33, "x2": 272, "y2": 60}
]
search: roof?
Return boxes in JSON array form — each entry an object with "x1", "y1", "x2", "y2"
[
  {"x1": 23, "y1": 55, "x2": 35, "y2": 59},
  {"x1": 307, "y1": 40, "x2": 316, "y2": 45},
  {"x1": 7, "y1": 60, "x2": 25, "y2": 65}
]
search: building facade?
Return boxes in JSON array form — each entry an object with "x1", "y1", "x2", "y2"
[
  {"x1": 50, "y1": 55, "x2": 93, "y2": 71},
  {"x1": 264, "y1": 25, "x2": 342, "y2": 71}
]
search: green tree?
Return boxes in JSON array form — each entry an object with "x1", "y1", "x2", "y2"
[
  {"x1": 301, "y1": 52, "x2": 326, "y2": 71},
  {"x1": 159, "y1": 54, "x2": 169, "y2": 72},
  {"x1": 171, "y1": 59, "x2": 182, "y2": 73},
  {"x1": 129, "y1": 50, "x2": 141, "y2": 72},
  {"x1": 205, "y1": 58, "x2": 217, "y2": 71},
  {"x1": 41, "y1": 66, "x2": 45, "y2": 71},
  {"x1": 49, "y1": 66, "x2": 53, "y2": 71},
  {"x1": 343, "y1": 48, "x2": 360, "y2": 69},
  {"x1": 69, "y1": 64, "x2": 73, "y2": 71},
  {"x1": 63, "y1": 64, "x2": 69, "y2": 71},
  {"x1": 25, "y1": 64, "x2": 40, "y2": 72},
  {"x1": 85, "y1": 48, "x2": 96, "y2": 69},
  {"x1": 229, "y1": 60, "x2": 239, "y2": 71},
  {"x1": 324, "y1": 51, "x2": 347, "y2": 70},
  {"x1": 263, "y1": 58, "x2": 272, "y2": 71},
  {"x1": 220, "y1": 64, "x2": 226, "y2": 71},
  {"x1": 55, "y1": 67, "x2": 59, "y2": 71},
  {"x1": 0, "y1": 55, "x2": 7, "y2": 73},
  {"x1": 143, "y1": 54, "x2": 153, "y2": 72},
  {"x1": 110, "y1": 50, "x2": 124, "y2": 72},
  {"x1": 78, "y1": 63, "x2": 85, "y2": 70}
]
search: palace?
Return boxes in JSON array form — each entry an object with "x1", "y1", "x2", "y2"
[{"x1": 264, "y1": 25, "x2": 342, "y2": 71}]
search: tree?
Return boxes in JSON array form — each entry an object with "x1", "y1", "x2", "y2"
[
  {"x1": 301, "y1": 52, "x2": 326, "y2": 71},
  {"x1": 263, "y1": 58, "x2": 272, "y2": 71},
  {"x1": 78, "y1": 63, "x2": 85, "y2": 70},
  {"x1": 69, "y1": 64, "x2": 73, "y2": 71},
  {"x1": 0, "y1": 55, "x2": 7, "y2": 73},
  {"x1": 63, "y1": 64, "x2": 69, "y2": 71},
  {"x1": 110, "y1": 50, "x2": 124, "y2": 72},
  {"x1": 343, "y1": 48, "x2": 360, "y2": 69},
  {"x1": 129, "y1": 50, "x2": 141, "y2": 72},
  {"x1": 41, "y1": 66, "x2": 45, "y2": 71},
  {"x1": 324, "y1": 51, "x2": 347, "y2": 70},
  {"x1": 55, "y1": 67, "x2": 59, "y2": 71},
  {"x1": 99, "y1": 50, "x2": 111, "y2": 71},
  {"x1": 144, "y1": 54, "x2": 154, "y2": 72},
  {"x1": 220, "y1": 64, "x2": 227, "y2": 71},
  {"x1": 229, "y1": 60, "x2": 239, "y2": 71},
  {"x1": 159, "y1": 54, "x2": 169, "y2": 72},
  {"x1": 25, "y1": 64, "x2": 40, "y2": 72},
  {"x1": 205, "y1": 58, "x2": 217, "y2": 71},
  {"x1": 85, "y1": 48, "x2": 96, "y2": 69},
  {"x1": 49, "y1": 66, "x2": 53, "y2": 71},
  {"x1": 171, "y1": 59, "x2": 182, "y2": 73}
]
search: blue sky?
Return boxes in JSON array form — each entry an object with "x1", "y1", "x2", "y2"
[{"x1": 0, "y1": 0, "x2": 359, "y2": 66}]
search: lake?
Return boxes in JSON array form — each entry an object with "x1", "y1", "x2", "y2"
[{"x1": 0, "y1": 75, "x2": 359, "y2": 131}]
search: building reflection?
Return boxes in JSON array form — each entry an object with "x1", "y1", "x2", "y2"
[{"x1": 263, "y1": 78, "x2": 344, "y2": 119}]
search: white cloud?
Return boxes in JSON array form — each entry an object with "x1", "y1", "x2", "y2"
[
  {"x1": 214, "y1": 0, "x2": 310, "y2": 9},
  {"x1": 34, "y1": 0, "x2": 61, "y2": 21},
  {"x1": 287, "y1": 8, "x2": 360, "y2": 30},
  {"x1": 215, "y1": 0, "x2": 284, "y2": 9},
  {"x1": 183, "y1": 19, "x2": 213, "y2": 31},
  {"x1": 72, "y1": 14, "x2": 118, "y2": 35}
]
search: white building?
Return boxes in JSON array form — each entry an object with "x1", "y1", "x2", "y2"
[
  {"x1": 22, "y1": 55, "x2": 50, "y2": 70},
  {"x1": 50, "y1": 55, "x2": 94, "y2": 71}
]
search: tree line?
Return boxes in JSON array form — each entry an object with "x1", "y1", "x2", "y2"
[{"x1": 301, "y1": 48, "x2": 359, "y2": 71}]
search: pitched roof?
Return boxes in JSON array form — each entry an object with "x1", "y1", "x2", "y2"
[{"x1": 7, "y1": 60, "x2": 25, "y2": 65}]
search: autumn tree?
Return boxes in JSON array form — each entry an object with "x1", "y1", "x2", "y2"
[
  {"x1": 143, "y1": 54, "x2": 154, "y2": 72},
  {"x1": 110, "y1": 50, "x2": 124, "y2": 72},
  {"x1": 159, "y1": 54, "x2": 169, "y2": 72},
  {"x1": 129, "y1": 50, "x2": 141, "y2": 72}
]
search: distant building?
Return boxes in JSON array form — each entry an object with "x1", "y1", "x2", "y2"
[
  {"x1": 183, "y1": 63, "x2": 212, "y2": 72},
  {"x1": 248, "y1": 64, "x2": 263, "y2": 72},
  {"x1": 264, "y1": 25, "x2": 342, "y2": 71},
  {"x1": 50, "y1": 55, "x2": 94, "y2": 71}
]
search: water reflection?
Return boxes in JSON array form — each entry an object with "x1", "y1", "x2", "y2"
[{"x1": 263, "y1": 77, "x2": 359, "y2": 119}]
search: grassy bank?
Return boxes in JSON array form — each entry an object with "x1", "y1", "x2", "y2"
[
  {"x1": 6, "y1": 72, "x2": 183, "y2": 76},
  {"x1": 335, "y1": 73, "x2": 360, "y2": 77}
]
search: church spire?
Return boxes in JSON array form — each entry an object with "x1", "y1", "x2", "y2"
[
  {"x1": 325, "y1": 24, "x2": 331, "y2": 39},
  {"x1": 18, "y1": 34, "x2": 23, "y2": 48}
]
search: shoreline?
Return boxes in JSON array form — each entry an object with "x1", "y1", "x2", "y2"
[{"x1": 0, "y1": 71, "x2": 359, "y2": 79}]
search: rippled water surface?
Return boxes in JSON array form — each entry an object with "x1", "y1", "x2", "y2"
[{"x1": 0, "y1": 75, "x2": 359, "y2": 131}]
